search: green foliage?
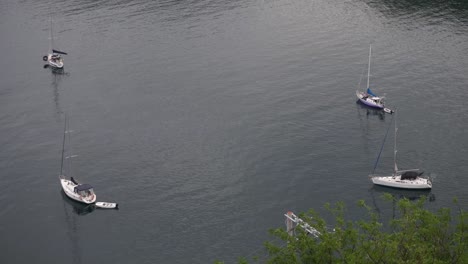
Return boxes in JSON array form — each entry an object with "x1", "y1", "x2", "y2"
[{"x1": 236, "y1": 195, "x2": 467, "y2": 264}]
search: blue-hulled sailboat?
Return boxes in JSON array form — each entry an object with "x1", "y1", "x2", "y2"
[{"x1": 356, "y1": 45, "x2": 391, "y2": 112}]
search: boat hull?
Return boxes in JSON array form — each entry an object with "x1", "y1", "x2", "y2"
[
  {"x1": 60, "y1": 178, "x2": 96, "y2": 204},
  {"x1": 371, "y1": 176, "x2": 432, "y2": 189},
  {"x1": 356, "y1": 90, "x2": 384, "y2": 109},
  {"x1": 48, "y1": 61, "x2": 63, "y2": 69}
]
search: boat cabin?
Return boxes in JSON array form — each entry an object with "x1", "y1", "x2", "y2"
[
  {"x1": 401, "y1": 171, "x2": 424, "y2": 180},
  {"x1": 361, "y1": 94, "x2": 383, "y2": 104},
  {"x1": 74, "y1": 184, "x2": 95, "y2": 198},
  {"x1": 371, "y1": 96, "x2": 382, "y2": 102},
  {"x1": 363, "y1": 95, "x2": 382, "y2": 104}
]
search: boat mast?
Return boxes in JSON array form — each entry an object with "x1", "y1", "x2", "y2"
[
  {"x1": 393, "y1": 111, "x2": 398, "y2": 174},
  {"x1": 60, "y1": 115, "x2": 67, "y2": 176},
  {"x1": 49, "y1": 17, "x2": 53, "y2": 54},
  {"x1": 67, "y1": 117, "x2": 74, "y2": 179},
  {"x1": 371, "y1": 113, "x2": 395, "y2": 175},
  {"x1": 367, "y1": 44, "x2": 372, "y2": 90}
]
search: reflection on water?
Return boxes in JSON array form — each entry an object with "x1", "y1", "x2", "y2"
[
  {"x1": 356, "y1": 100, "x2": 386, "y2": 120},
  {"x1": 372, "y1": 184, "x2": 435, "y2": 202},
  {"x1": 50, "y1": 70, "x2": 64, "y2": 116},
  {"x1": 370, "y1": 185, "x2": 436, "y2": 220},
  {"x1": 43, "y1": 64, "x2": 68, "y2": 76},
  {"x1": 43, "y1": 64, "x2": 68, "y2": 120},
  {"x1": 368, "y1": 0, "x2": 468, "y2": 18},
  {"x1": 61, "y1": 191, "x2": 96, "y2": 216},
  {"x1": 57, "y1": 0, "x2": 249, "y2": 22},
  {"x1": 365, "y1": 0, "x2": 468, "y2": 35},
  {"x1": 0, "y1": 0, "x2": 465, "y2": 262},
  {"x1": 60, "y1": 191, "x2": 86, "y2": 264}
]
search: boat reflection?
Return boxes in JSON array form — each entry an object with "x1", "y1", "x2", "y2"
[
  {"x1": 372, "y1": 185, "x2": 435, "y2": 202},
  {"x1": 43, "y1": 64, "x2": 68, "y2": 75},
  {"x1": 60, "y1": 191, "x2": 84, "y2": 264},
  {"x1": 50, "y1": 69, "x2": 64, "y2": 118},
  {"x1": 370, "y1": 185, "x2": 435, "y2": 219},
  {"x1": 44, "y1": 64, "x2": 70, "y2": 121},
  {"x1": 61, "y1": 191, "x2": 96, "y2": 216}
]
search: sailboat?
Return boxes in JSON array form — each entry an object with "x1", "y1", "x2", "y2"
[
  {"x1": 59, "y1": 116, "x2": 119, "y2": 208},
  {"x1": 356, "y1": 45, "x2": 393, "y2": 113},
  {"x1": 369, "y1": 112, "x2": 432, "y2": 189},
  {"x1": 59, "y1": 116, "x2": 96, "y2": 204},
  {"x1": 43, "y1": 17, "x2": 67, "y2": 69}
]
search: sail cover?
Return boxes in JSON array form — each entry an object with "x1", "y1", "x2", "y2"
[
  {"x1": 74, "y1": 184, "x2": 93, "y2": 192},
  {"x1": 367, "y1": 88, "x2": 377, "y2": 97},
  {"x1": 53, "y1": 49, "x2": 68, "y2": 55},
  {"x1": 401, "y1": 171, "x2": 423, "y2": 180}
]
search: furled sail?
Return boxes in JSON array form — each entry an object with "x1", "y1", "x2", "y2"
[{"x1": 367, "y1": 88, "x2": 377, "y2": 97}]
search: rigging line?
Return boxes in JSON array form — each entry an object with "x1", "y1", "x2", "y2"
[
  {"x1": 67, "y1": 116, "x2": 73, "y2": 179},
  {"x1": 357, "y1": 66, "x2": 366, "y2": 91},
  {"x1": 371, "y1": 113, "x2": 395, "y2": 175},
  {"x1": 60, "y1": 114, "x2": 67, "y2": 176}
]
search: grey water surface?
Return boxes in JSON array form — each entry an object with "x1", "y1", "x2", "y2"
[{"x1": 0, "y1": 0, "x2": 467, "y2": 263}]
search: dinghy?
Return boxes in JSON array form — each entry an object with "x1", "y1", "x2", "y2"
[
  {"x1": 96, "y1": 202, "x2": 119, "y2": 209},
  {"x1": 369, "y1": 112, "x2": 432, "y2": 189}
]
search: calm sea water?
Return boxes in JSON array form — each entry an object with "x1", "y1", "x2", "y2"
[{"x1": 1, "y1": 0, "x2": 467, "y2": 263}]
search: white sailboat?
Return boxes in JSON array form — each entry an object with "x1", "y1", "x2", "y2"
[
  {"x1": 59, "y1": 116, "x2": 96, "y2": 204},
  {"x1": 43, "y1": 17, "x2": 67, "y2": 69},
  {"x1": 356, "y1": 45, "x2": 393, "y2": 114},
  {"x1": 59, "y1": 116, "x2": 119, "y2": 209},
  {"x1": 369, "y1": 112, "x2": 432, "y2": 189}
]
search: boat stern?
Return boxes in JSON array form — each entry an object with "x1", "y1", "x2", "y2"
[{"x1": 78, "y1": 188, "x2": 96, "y2": 204}]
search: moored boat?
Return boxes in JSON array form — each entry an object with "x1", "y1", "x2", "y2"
[
  {"x1": 59, "y1": 116, "x2": 96, "y2": 204},
  {"x1": 356, "y1": 45, "x2": 390, "y2": 111},
  {"x1": 43, "y1": 17, "x2": 67, "y2": 69},
  {"x1": 60, "y1": 177, "x2": 96, "y2": 204},
  {"x1": 369, "y1": 112, "x2": 432, "y2": 189}
]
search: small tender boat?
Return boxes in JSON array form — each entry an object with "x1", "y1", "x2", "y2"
[
  {"x1": 96, "y1": 202, "x2": 119, "y2": 209},
  {"x1": 369, "y1": 112, "x2": 432, "y2": 189},
  {"x1": 43, "y1": 17, "x2": 67, "y2": 69},
  {"x1": 356, "y1": 45, "x2": 388, "y2": 111}
]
